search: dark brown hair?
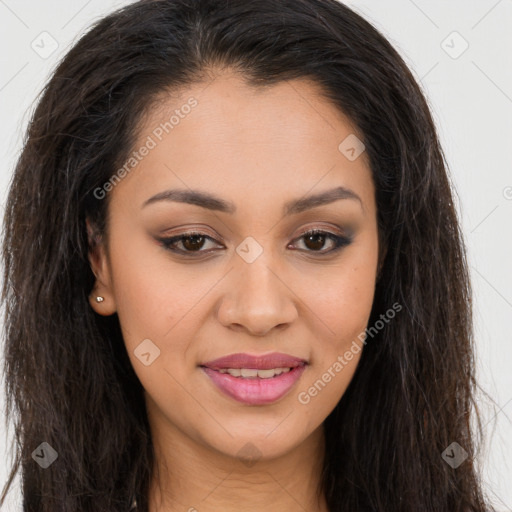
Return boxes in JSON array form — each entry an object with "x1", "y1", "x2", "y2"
[{"x1": 1, "y1": 0, "x2": 494, "y2": 510}]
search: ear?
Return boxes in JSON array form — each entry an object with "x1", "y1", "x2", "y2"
[{"x1": 86, "y1": 218, "x2": 117, "y2": 316}]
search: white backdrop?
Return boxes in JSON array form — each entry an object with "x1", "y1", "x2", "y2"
[{"x1": 0, "y1": 1, "x2": 511, "y2": 510}]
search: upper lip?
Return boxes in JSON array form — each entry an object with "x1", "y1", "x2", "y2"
[{"x1": 200, "y1": 352, "x2": 308, "y2": 370}]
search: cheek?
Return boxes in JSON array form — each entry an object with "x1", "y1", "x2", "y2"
[
  {"x1": 108, "y1": 239, "x2": 231, "y2": 403},
  {"x1": 301, "y1": 257, "x2": 377, "y2": 351},
  {"x1": 294, "y1": 277, "x2": 371, "y2": 430},
  {"x1": 295, "y1": 329, "x2": 363, "y2": 437},
  {"x1": 315, "y1": 277, "x2": 374, "y2": 333},
  {"x1": 293, "y1": 247, "x2": 377, "y2": 415},
  {"x1": 107, "y1": 235, "x2": 200, "y2": 363}
]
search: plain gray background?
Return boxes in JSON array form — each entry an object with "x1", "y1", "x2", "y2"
[{"x1": 0, "y1": 0, "x2": 511, "y2": 510}]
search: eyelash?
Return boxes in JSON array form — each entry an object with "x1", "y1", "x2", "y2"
[{"x1": 158, "y1": 228, "x2": 352, "y2": 257}]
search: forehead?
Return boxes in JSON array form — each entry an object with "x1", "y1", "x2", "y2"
[{"x1": 110, "y1": 71, "x2": 375, "y2": 218}]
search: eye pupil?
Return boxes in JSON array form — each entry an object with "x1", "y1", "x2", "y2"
[
  {"x1": 304, "y1": 233, "x2": 326, "y2": 251},
  {"x1": 182, "y1": 235, "x2": 205, "y2": 251}
]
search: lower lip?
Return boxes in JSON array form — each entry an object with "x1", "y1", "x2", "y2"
[{"x1": 201, "y1": 365, "x2": 307, "y2": 405}]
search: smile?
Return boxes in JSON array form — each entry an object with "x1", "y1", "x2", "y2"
[
  {"x1": 200, "y1": 352, "x2": 308, "y2": 405},
  {"x1": 216, "y1": 367, "x2": 291, "y2": 378}
]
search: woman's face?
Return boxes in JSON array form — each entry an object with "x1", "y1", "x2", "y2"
[{"x1": 89, "y1": 70, "x2": 379, "y2": 461}]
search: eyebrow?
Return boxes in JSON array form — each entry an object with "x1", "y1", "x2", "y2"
[{"x1": 142, "y1": 185, "x2": 363, "y2": 216}]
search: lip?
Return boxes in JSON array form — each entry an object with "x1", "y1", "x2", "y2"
[
  {"x1": 201, "y1": 352, "x2": 307, "y2": 370},
  {"x1": 200, "y1": 352, "x2": 308, "y2": 405}
]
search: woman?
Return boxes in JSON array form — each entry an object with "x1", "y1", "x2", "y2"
[{"x1": 0, "y1": 0, "x2": 494, "y2": 511}]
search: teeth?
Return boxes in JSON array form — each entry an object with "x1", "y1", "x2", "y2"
[
  {"x1": 240, "y1": 368, "x2": 259, "y2": 378},
  {"x1": 256, "y1": 369, "x2": 278, "y2": 379},
  {"x1": 217, "y1": 367, "x2": 292, "y2": 378}
]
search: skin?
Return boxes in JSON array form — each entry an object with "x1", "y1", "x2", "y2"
[{"x1": 87, "y1": 69, "x2": 380, "y2": 512}]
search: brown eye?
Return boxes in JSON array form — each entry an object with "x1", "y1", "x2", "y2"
[
  {"x1": 291, "y1": 229, "x2": 353, "y2": 254},
  {"x1": 303, "y1": 232, "x2": 327, "y2": 251},
  {"x1": 181, "y1": 234, "x2": 207, "y2": 251},
  {"x1": 158, "y1": 231, "x2": 221, "y2": 255}
]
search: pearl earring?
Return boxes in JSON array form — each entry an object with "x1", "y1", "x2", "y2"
[{"x1": 95, "y1": 296, "x2": 104, "y2": 303}]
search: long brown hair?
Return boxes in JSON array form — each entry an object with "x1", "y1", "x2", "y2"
[{"x1": 1, "y1": 0, "x2": 494, "y2": 510}]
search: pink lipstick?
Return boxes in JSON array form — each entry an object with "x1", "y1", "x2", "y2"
[{"x1": 200, "y1": 352, "x2": 308, "y2": 405}]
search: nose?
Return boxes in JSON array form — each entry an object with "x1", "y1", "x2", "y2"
[{"x1": 216, "y1": 254, "x2": 298, "y2": 337}]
